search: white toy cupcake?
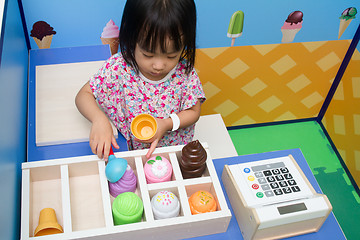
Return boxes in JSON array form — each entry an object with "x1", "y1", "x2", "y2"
[{"x1": 151, "y1": 190, "x2": 180, "y2": 220}]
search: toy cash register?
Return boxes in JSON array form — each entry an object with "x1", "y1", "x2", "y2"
[{"x1": 222, "y1": 155, "x2": 332, "y2": 240}]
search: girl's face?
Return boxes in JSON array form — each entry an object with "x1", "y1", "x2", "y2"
[{"x1": 134, "y1": 39, "x2": 183, "y2": 81}]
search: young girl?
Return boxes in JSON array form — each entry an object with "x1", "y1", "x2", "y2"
[{"x1": 75, "y1": 0, "x2": 205, "y2": 160}]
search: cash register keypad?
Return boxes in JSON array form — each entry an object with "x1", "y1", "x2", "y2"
[{"x1": 244, "y1": 162, "x2": 301, "y2": 198}]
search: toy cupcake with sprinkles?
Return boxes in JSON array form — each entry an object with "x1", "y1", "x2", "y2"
[
  {"x1": 151, "y1": 190, "x2": 180, "y2": 219},
  {"x1": 144, "y1": 156, "x2": 173, "y2": 184}
]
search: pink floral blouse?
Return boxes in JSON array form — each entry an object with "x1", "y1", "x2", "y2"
[{"x1": 89, "y1": 53, "x2": 206, "y2": 150}]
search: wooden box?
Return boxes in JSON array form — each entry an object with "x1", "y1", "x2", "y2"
[{"x1": 21, "y1": 143, "x2": 231, "y2": 239}]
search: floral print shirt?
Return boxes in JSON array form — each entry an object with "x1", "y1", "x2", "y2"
[{"x1": 89, "y1": 53, "x2": 206, "y2": 150}]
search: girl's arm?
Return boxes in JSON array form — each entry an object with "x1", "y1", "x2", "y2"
[
  {"x1": 144, "y1": 101, "x2": 202, "y2": 158},
  {"x1": 75, "y1": 81, "x2": 119, "y2": 160}
]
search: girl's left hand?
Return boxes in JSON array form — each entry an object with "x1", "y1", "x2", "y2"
[{"x1": 135, "y1": 117, "x2": 172, "y2": 159}]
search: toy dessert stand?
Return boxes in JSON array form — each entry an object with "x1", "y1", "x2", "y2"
[
  {"x1": 21, "y1": 142, "x2": 231, "y2": 240},
  {"x1": 222, "y1": 154, "x2": 332, "y2": 240}
]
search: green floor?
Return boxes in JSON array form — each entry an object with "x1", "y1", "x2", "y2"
[{"x1": 228, "y1": 120, "x2": 360, "y2": 240}]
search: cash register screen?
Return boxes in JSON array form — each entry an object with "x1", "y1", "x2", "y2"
[{"x1": 278, "y1": 202, "x2": 307, "y2": 215}]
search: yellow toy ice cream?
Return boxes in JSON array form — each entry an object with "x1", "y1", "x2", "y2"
[
  {"x1": 338, "y1": 7, "x2": 357, "y2": 39},
  {"x1": 101, "y1": 20, "x2": 120, "y2": 55},
  {"x1": 30, "y1": 21, "x2": 56, "y2": 49},
  {"x1": 227, "y1": 11, "x2": 244, "y2": 47}
]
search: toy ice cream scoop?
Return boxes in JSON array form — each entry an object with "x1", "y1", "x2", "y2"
[
  {"x1": 151, "y1": 190, "x2": 180, "y2": 219},
  {"x1": 227, "y1": 10, "x2": 244, "y2": 47},
  {"x1": 338, "y1": 7, "x2": 357, "y2": 39},
  {"x1": 281, "y1": 11, "x2": 303, "y2": 43},
  {"x1": 188, "y1": 190, "x2": 217, "y2": 215},
  {"x1": 131, "y1": 114, "x2": 157, "y2": 141},
  {"x1": 109, "y1": 165, "x2": 137, "y2": 198},
  {"x1": 144, "y1": 156, "x2": 172, "y2": 184},
  {"x1": 101, "y1": 19, "x2": 120, "y2": 55},
  {"x1": 105, "y1": 147, "x2": 128, "y2": 183},
  {"x1": 179, "y1": 140, "x2": 207, "y2": 179},
  {"x1": 112, "y1": 192, "x2": 143, "y2": 225},
  {"x1": 30, "y1": 21, "x2": 56, "y2": 49}
]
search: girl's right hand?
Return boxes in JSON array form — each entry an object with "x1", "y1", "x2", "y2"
[{"x1": 90, "y1": 116, "x2": 119, "y2": 161}]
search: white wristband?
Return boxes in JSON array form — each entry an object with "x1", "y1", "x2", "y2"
[{"x1": 170, "y1": 113, "x2": 180, "y2": 131}]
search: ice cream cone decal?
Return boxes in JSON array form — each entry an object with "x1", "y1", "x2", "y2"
[
  {"x1": 338, "y1": 7, "x2": 357, "y2": 39},
  {"x1": 281, "y1": 11, "x2": 303, "y2": 43},
  {"x1": 30, "y1": 21, "x2": 56, "y2": 49},
  {"x1": 101, "y1": 20, "x2": 120, "y2": 55},
  {"x1": 227, "y1": 11, "x2": 244, "y2": 47}
]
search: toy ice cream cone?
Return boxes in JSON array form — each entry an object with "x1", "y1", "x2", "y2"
[
  {"x1": 33, "y1": 35, "x2": 53, "y2": 49},
  {"x1": 101, "y1": 20, "x2": 120, "y2": 55},
  {"x1": 34, "y1": 208, "x2": 63, "y2": 237},
  {"x1": 281, "y1": 29, "x2": 301, "y2": 43},
  {"x1": 281, "y1": 11, "x2": 303, "y2": 43},
  {"x1": 101, "y1": 37, "x2": 120, "y2": 55},
  {"x1": 30, "y1": 21, "x2": 56, "y2": 49},
  {"x1": 131, "y1": 114, "x2": 157, "y2": 140},
  {"x1": 338, "y1": 7, "x2": 357, "y2": 39}
]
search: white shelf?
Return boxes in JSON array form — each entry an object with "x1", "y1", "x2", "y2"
[{"x1": 21, "y1": 143, "x2": 231, "y2": 239}]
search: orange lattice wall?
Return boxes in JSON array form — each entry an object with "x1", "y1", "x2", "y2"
[{"x1": 196, "y1": 40, "x2": 352, "y2": 127}]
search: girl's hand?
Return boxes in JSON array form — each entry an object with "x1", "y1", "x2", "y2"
[
  {"x1": 136, "y1": 117, "x2": 172, "y2": 159},
  {"x1": 90, "y1": 115, "x2": 119, "y2": 161}
]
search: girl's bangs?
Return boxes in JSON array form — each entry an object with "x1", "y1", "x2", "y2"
[{"x1": 137, "y1": 18, "x2": 183, "y2": 53}]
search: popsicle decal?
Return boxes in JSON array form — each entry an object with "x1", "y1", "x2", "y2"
[
  {"x1": 227, "y1": 11, "x2": 244, "y2": 47},
  {"x1": 338, "y1": 7, "x2": 357, "y2": 39},
  {"x1": 281, "y1": 11, "x2": 303, "y2": 43}
]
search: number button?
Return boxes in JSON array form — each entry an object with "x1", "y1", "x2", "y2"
[
  {"x1": 284, "y1": 173, "x2": 293, "y2": 179},
  {"x1": 274, "y1": 189, "x2": 283, "y2": 195},
  {"x1": 280, "y1": 167, "x2": 289, "y2": 173},
  {"x1": 292, "y1": 186, "x2": 301, "y2": 192},
  {"x1": 267, "y1": 176, "x2": 275, "y2": 182},
  {"x1": 283, "y1": 187, "x2": 292, "y2": 194},
  {"x1": 275, "y1": 175, "x2": 284, "y2": 181},
  {"x1": 279, "y1": 181, "x2": 288, "y2": 187},
  {"x1": 272, "y1": 169, "x2": 280, "y2": 175},
  {"x1": 263, "y1": 170, "x2": 272, "y2": 176},
  {"x1": 288, "y1": 179, "x2": 297, "y2": 186},
  {"x1": 270, "y1": 182, "x2": 279, "y2": 189}
]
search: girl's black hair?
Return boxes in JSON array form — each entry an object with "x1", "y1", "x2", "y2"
[{"x1": 119, "y1": 0, "x2": 197, "y2": 74}]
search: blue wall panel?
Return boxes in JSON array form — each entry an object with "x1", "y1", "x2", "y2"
[
  {"x1": 21, "y1": 0, "x2": 359, "y2": 49},
  {"x1": 0, "y1": 0, "x2": 28, "y2": 239}
]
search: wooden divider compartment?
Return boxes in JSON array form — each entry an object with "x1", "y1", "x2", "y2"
[
  {"x1": 68, "y1": 161, "x2": 105, "y2": 231},
  {"x1": 21, "y1": 143, "x2": 231, "y2": 240}
]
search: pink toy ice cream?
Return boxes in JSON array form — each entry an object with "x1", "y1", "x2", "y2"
[
  {"x1": 101, "y1": 19, "x2": 120, "y2": 55},
  {"x1": 109, "y1": 165, "x2": 137, "y2": 198},
  {"x1": 151, "y1": 190, "x2": 180, "y2": 220},
  {"x1": 144, "y1": 156, "x2": 172, "y2": 184},
  {"x1": 281, "y1": 11, "x2": 303, "y2": 43}
]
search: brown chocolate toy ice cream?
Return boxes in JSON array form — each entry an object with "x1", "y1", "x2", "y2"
[
  {"x1": 30, "y1": 21, "x2": 56, "y2": 49},
  {"x1": 179, "y1": 140, "x2": 207, "y2": 179}
]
